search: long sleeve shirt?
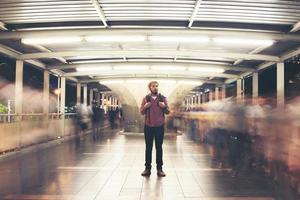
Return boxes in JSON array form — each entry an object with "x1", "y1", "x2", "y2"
[{"x1": 140, "y1": 94, "x2": 168, "y2": 127}]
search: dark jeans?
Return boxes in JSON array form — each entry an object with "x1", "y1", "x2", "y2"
[{"x1": 144, "y1": 125, "x2": 164, "y2": 170}]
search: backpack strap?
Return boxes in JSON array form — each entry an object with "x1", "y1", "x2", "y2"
[
  {"x1": 158, "y1": 93, "x2": 166, "y2": 102},
  {"x1": 145, "y1": 94, "x2": 151, "y2": 102}
]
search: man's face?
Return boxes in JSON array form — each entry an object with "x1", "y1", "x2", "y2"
[{"x1": 150, "y1": 83, "x2": 159, "y2": 94}]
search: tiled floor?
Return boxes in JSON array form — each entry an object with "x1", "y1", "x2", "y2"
[{"x1": 0, "y1": 130, "x2": 276, "y2": 200}]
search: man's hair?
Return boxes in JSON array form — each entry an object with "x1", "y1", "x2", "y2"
[{"x1": 148, "y1": 81, "x2": 159, "y2": 89}]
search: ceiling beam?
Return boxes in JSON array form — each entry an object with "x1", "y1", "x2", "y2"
[
  {"x1": 280, "y1": 46, "x2": 300, "y2": 61},
  {"x1": 19, "y1": 50, "x2": 280, "y2": 62},
  {"x1": 26, "y1": 59, "x2": 46, "y2": 69},
  {"x1": 233, "y1": 45, "x2": 272, "y2": 65},
  {"x1": 0, "y1": 44, "x2": 20, "y2": 58},
  {"x1": 238, "y1": 46, "x2": 300, "y2": 80},
  {"x1": 0, "y1": 43, "x2": 77, "y2": 81},
  {"x1": 91, "y1": 0, "x2": 108, "y2": 27},
  {"x1": 1, "y1": 28, "x2": 300, "y2": 42},
  {"x1": 290, "y1": 20, "x2": 300, "y2": 32},
  {"x1": 188, "y1": 0, "x2": 202, "y2": 28},
  {"x1": 0, "y1": 44, "x2": 48, "y2": 69},
  {"x1": 49, "y1": 62, "x2": 254, "y2": 72},
  {"x1": 63, "y1": 71, "x2": 239, "y2": 79},
  {"x1": 28, "y1": 44, "x2": 67, "y2": 63},
  {"x1": 80, "y1": 77, "x2": 223, "y2": 85}
]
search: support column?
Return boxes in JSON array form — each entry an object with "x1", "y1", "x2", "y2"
[
  {"x1": 185, "y1": 98, "x2": 187, "y2": 109},
  {"x1": 43, "y1": 71, "x2": 50, "y2": 114},
  {"x1": 76, "y1": 83, "x2": 81, "y2": 104},
  {"x1": 101, "y1": 93, "x2": 105, "y2": 107},
  {"x1": 277, "y1": 62, "x2": 285, "y2": 108},
  {"x1": 215, "y1": 87, "x2": 219, "y2": 101},
  {"x1": 97, "y1": 92, "x2": 101, "y2": 106},
  {"x1": 89, "y1": 89, "x2": 93, "y2": 105},
  {"x1": 60, "y1": 77, "x2": 66, "y2": 114},
  {"x1": 252, "y1": 72, "x2": 259, "y2": 99},
  {"x1": 198, "y1": 93, "x2": 201, "y2": 105},
  {"x1": 186, "y1": 98, "x2": 189, "y2": 109},
  {"x1": 83, "y1": 85, "x2": 88, "y2": 106},
  {"x1": 15, "y1": 60, "x2": 23, "y2": 114},
  {"x1": 202, "y1": 93, "x2": 205, "y2": 104},
  {"x1": 222, "y1": 85, "x2": 226, "y2": 99},
  {"x1": 113, "y1": 97, "x2": 116, "y2": 108},
  {"x1": 237, "y1": 79, "x2": 243, "y2": 103},
  {"x1": 209, "y1": 91, "x2": 213, "y2": 102}
]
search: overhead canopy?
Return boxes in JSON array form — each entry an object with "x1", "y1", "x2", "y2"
[{"x1": 0, "y1": 0, "x2": 300, "y2": 88}]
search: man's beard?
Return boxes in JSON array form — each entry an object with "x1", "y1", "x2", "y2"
[{"x1": 151, "y1": 90, "x2": 158, "y2": 95}]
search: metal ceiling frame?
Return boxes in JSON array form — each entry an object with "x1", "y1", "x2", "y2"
[
  {"x1": 0, "y1": 0, "x2": 300, "y2": 87},
  {"x1": 49, "y1": 62, "x2": 254, "y2": 72},
  {"x1": 1, "y1": 29, "x2": 300, "y2": 41},
  {"x1": 64, "y1": 70, "x2": 239, "y2": 79},
  {"x1": 18, "y1": 50, "x2": 280, "y2": 62}
]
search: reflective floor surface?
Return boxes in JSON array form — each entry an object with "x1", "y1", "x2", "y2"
[{"x1": 0, "y1": 130, "x2": 276, "y2": 200}]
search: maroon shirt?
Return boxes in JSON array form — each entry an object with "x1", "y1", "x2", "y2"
[{"x1": 140, "y1": 94, "x2": 168, "y2": 127}]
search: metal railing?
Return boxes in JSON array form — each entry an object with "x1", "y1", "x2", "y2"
[{"x1": 0, "y1": 113, "x2": 78, "y2": 123}]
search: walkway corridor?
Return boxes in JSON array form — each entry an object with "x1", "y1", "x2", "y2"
[{"x1": 0, "y1": 131, "x2": 275, "y2": 200}]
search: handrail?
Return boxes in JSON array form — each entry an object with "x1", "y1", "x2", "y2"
[{"x1": 0, "y1": 113, "x2": 78, "y2": 123}]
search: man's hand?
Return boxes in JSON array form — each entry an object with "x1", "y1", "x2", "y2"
[
  {"x1": 144, "y1": 102, "x2": 151, "y2": 109},
  {"x1": 158, "y1": 102, "x2": 166, "y2": 108}
]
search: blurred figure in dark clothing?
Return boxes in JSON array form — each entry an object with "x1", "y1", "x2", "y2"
[
  {"x1": 108, "y1": 107, "x2": 116, "y2": 129},
  {"x1": 115, "y1": 107, "x2": 120, "y2": 128},
  {"x1": 74, "y1": 103, "x2": 89, "y2": 145},
  {"x1": 118, "y1": 107, "x2": 125, "y2": 129},
  {"x1": 91, "y1": 102, "x2": 100, "y2": 140},
  {"x1": 228, "y1": 131, "x2": 252, "y2": 177}
]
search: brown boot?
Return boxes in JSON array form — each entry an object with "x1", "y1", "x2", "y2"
[
  {"x1": 157, "y1": 169, "x2": 166, "y2": 177},
  {"x1": 141, "y1": 169, "x2": 151, "y2": 176}
]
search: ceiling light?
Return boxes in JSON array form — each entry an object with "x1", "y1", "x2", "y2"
[
  {"x1": 22, "y1": 37, "x2": 82, "y2": 45},
  {"x1": 155, "y1": 79, "x2": 177, "y2": 84},
  {"x1": 213, "y1": 38, "x2": 274, "y2": 46},
  {"x1": 85, "y1": 35, "x2": 146, "y2": 42},
  {"x1": 113, "y1": 65, "x2": 149, "y2": 71},
  {"x1": 76, "y1": 67, "x2": 112, "y2": 72},
  {"x1": 176, "y1": 59, "x2": 230, "y2": 65},
  {"x1": 72, "y1": 59, "x2": 124, "y2": 64},
  {"x1": 99, "y1": 80, "x2": 124, "y2": 85},
  {"x1": 188, "y1": 67, "x2": 225, "y2": 73},
  {"x1": 149, "y1": 36, "x2": 210, "y2": 43},
  {"x1": 151, "y1": 65, "x2": 186, "y2": 71},
  {"x1": 126, "y1": 79, "x2": 149, "y2": 83},
  {"x1": 178, "y1": 80, "x2": 203, "y2": 85}
]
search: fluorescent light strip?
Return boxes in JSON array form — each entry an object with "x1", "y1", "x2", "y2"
[
  {"x1": 188, "y1": 67, "x2": 225, "y2": 73},
  {"x1": 113, "y1": 65, "x2": 149, "y2": 71},
  {"x1": 22, "y1": 37, "x2": 82, "y2": 45},
  {"x1": 76, "y1": 67, "x2": 112, "y2": 72},
  {"x1": 151, "y1": 66, "x2": 186, "y2": 71},
  {"x1": 213, "y1": 38, "x2": 274, "y2": 46},
  {"x1": 72, "y1": 60, "x2": 124, "y2": 64},
  {"x1": 176, "y1": 59, "x2": 231, "y2": 65},
  {"x1": 99, "y1": 78, "x2": 203, "y2": 85},
  {"x1": 125, "y1": 79, "x2": 178, "y2": 84},
  {"x1": 149, "y1": 36, "x2": 210, "y2": 43},
  {"x1": 126, "y1": 79, "x2": 149, "y2": 83},
  {"x1": 99, "y1": 80, "x2": 124, "y2": 84},
  {"x1": 85, "y1": 35, "x2": 146, "y2": 42},
  {"x1": 178, "y1": 80, "x2": 203, "y2": 85},
  {"x1": 155, "y1": 79, "x2": 177, "y2": 84}
]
